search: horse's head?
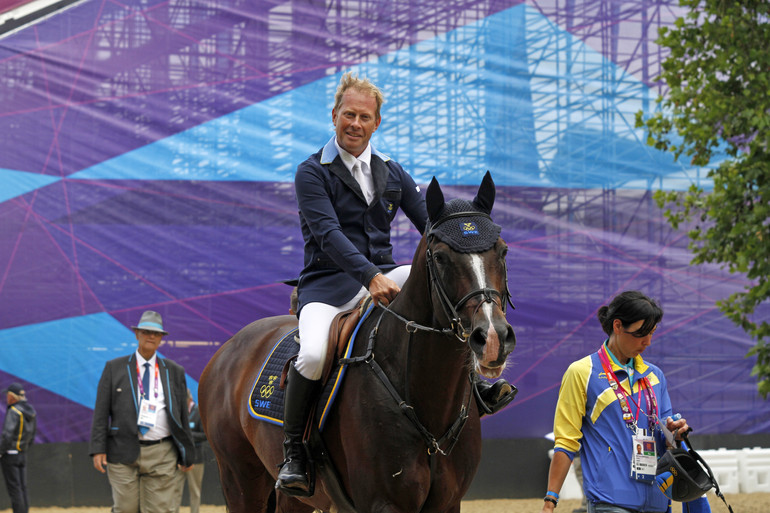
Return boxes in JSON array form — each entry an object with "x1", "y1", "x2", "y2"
[{"x1": 423, "y1": 171, "x2": 516, "y2": 379}]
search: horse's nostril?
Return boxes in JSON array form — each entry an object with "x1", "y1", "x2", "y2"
[
  {"x1": 506, "y1": 326, "x2": 516, "y2": 349},
  {"x1": 469, "y1": 327, "x2": 486, "y2": 351}
]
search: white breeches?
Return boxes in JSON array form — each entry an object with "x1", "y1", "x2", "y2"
[{"x1": 295, "y1": 265, "x2": 411, "y2": 380}]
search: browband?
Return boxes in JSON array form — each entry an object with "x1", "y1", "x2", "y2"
[{"x1": 427, "y1": 211, "x2": 492, "y2": 237}]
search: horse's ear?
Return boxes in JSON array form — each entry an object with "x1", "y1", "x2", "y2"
[
  {"x1": 472, "y1": 171, "x2": 495, "y2": 214},
  {"x1": 426, "y1": 176, "x2": 445, "y2": 223}
]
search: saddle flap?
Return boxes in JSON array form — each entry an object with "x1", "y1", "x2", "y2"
[{"x1": 323, "y1": 296, "x2": 372, "y2": 383}]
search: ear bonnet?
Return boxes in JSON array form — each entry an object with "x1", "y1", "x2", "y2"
[{"x1": 425, "y1": 171, "x2": 502, "y2": 253}]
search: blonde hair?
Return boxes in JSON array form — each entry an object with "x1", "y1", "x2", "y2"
[{"x1": 333, "y1": 71, "x2": 385, "y2": 122}]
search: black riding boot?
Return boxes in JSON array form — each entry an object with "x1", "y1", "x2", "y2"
[
  {"x1": 275, "y1": 365, "x2": 321, "y2": 496},
  {"x1": 473, "y1": 375, "x2": 518, "y2": 416}
]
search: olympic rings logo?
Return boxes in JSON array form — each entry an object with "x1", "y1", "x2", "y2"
[
  {"x1": 260, "y1": 384, "x2": 274, "y2": 398},
  {"x1": 260, "y1": 375, "x2": 278, "y2": 398}
]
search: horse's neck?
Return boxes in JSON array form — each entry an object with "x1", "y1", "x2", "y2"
[
  {"x1": 380, "y1": 291, "x2": 472, "y2": 422},
  {"x1": 409, "y1": 332, "x2": 469, "y2": 383},
  {"x1": 388, "y1": 273, "x2": 467, "y2": 374},
  {"x1": 377, "y1": 256, "x2": 468, "y2": 388}
]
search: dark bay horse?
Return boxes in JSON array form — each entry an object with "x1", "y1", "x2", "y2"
[{"x1": 198, "y1": 172, "x2": 516, "y2": 513}]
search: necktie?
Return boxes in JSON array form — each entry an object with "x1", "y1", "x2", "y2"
[
  {"x1": 142, "y1": 362, "x2": 150, "y2": 399},
  {"x1": 352, "y1": 161, "x2": 373, "y2": 204},
  {"x1": 352, "y1": 161, "x2": 362, "y2": 193},
  {"x1": 139, "y1": 362, "x2": 151, "y2": 435}
]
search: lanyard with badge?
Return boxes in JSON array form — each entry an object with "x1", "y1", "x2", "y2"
[
  {"x1": 598, "y1": 345, "x2": 659, "y2": 483},
  {"x1": 137, "y1": 360, "x2": 160, "y2": 433}
]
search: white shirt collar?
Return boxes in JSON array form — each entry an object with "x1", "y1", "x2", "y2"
[
  {"x1": 334, "y1": 138, "x2": 372, "y2": 172},
  {"x1": 136, "y1": 351, "x2": 157, "y2": 367}
]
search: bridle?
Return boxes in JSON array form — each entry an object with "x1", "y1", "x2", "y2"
[
  {"x1": 341, "y1": 210, "x2": 515, "y2": 458},
  {"x1": 424, "y1": 211, "x2": 515, "y2": 342}
]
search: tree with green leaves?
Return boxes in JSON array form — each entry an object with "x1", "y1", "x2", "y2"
[{"x1": 636, "y1": 0, "x2": 770, "y2": 397}]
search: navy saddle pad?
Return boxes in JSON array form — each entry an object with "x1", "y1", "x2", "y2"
[{"x1": 248, "y1": 304, "x2": 372, "y2": 431}]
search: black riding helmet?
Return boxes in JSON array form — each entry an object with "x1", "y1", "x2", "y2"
[{"x1": 656, "y1": 444, "x2": 714, "y2": 502}]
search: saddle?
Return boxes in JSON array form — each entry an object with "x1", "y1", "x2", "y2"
[
  {"x1": 247, "y1": 296, "x2": 374, "y2": 428},
  {"x1": 280, "y1": 295, "x2": 373, "y2": 394}
]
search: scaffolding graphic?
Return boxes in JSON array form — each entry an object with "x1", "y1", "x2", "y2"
[{"x1": 0, "y1": 0, "x2": 767, "y2": 444}]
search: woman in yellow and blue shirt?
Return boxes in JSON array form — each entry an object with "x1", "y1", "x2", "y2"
[{"x1": 540, "y1": 291, "x2": 709, "y2": 513}]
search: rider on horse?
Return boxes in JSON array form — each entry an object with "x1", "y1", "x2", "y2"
[{"x1": 276, "y1": 71, "x2": 516, "y2": 496}]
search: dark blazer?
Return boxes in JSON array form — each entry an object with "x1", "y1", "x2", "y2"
[
  {"x1": 89, "y1": 352, "x2": 195, "y2": 467},
  {"x1": 295, "y1": 138, "x2": 428, "y2": 313}
]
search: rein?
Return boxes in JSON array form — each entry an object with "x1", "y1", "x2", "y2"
[{"x1": 340, "y1": 309, "x2": 472, "y2": 457}]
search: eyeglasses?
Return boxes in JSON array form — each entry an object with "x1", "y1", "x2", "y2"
[{"x1": 137, "y1": 329, "x2": 163, "y2": 337}]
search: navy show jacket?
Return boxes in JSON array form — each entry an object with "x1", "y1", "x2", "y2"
[{"x1": 295, "y1": 137, "x2": 428, "y2": 313}]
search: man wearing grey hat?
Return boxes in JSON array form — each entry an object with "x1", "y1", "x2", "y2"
[
  {"x1": 89, "y1": 310, "x2": 195, "y2": 513},
  {"x1": 1, "y1": 382, "x2": 36, "y2": 513}
]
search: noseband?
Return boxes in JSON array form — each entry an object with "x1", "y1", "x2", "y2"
[{"x1": 425, "y1": 211, "x2": 515, "y2": 342}]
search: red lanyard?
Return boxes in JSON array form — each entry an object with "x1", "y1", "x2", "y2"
[
  {"x1": 136, "y1": 359, "x2": 160, "y2": 400},
  {"x1": 598, "y1": 345, "x2": 658, "y2": 431}
]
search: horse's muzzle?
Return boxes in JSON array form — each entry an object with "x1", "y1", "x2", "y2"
[{"x1": 469, "y1": 318, "x2": 516, "y2": 372}]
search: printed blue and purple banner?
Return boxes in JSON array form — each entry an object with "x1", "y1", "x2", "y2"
[{"x1": 0, "y1": 0, "x2": 766, "y2": 444}]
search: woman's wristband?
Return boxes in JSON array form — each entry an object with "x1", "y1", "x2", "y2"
[
  {"x1": 546, "y1": 490, "x2": 560, "y2": 500},
  {"x1": 543, "y1": 496, "x2": 558, "y2": 507}
]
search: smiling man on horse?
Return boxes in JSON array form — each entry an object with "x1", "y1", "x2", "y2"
[{"x1": 277, "y1": 71, "x2": 516, "y2": 496}]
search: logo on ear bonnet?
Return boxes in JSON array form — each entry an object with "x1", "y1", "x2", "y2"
[{"x1": 462, "y1": 221, "x2": 479, "y2": 236}]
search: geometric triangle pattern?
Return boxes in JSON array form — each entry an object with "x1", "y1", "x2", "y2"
[
  {"x1": 0, "y1": 168, "x2": 60, "y2": 202},
  {"x1": 68, "y1": 6, "x2": 706, "y2": 190},
  {"x1": 0, "y1": 0, "x2": 767, "y2": 447}
]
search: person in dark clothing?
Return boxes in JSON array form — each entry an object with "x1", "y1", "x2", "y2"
[
  {"x1": 178, "y1": 389, "x2": 207, "y2": 513},
  {"x1": 1, "y1": 382, "x2": 36, "y2": 513},
  {"x1": 275, "y1": 71, "x2": 431, "y2": 497}
]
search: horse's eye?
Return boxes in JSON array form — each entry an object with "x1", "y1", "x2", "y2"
[{"x1": 433, "y1": 251, "x2": 447, "y2": 266}]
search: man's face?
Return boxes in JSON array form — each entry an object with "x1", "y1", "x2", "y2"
[
  {"x1": 332, "y1": 88, "x2": 381, "y2": 157},
  {"x1": 135, "y1": 328, "x2": 163, "y2": 358}
]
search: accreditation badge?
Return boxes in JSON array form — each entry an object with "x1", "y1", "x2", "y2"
[
  {"x1": 137, "y1": 397, "x2": 158, "y2": 431},
  {"x1": 630, "y1": 430, "x2": 657, "y2": 482}
]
